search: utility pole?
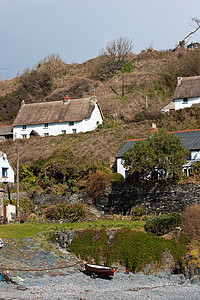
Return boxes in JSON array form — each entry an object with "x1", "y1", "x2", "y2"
[
  {"x1": 16, "y1": 144, "x2": 19, "y2": 219},
  {"x1": 122, "y1": 55, "x2": 125, "y2": 97},
  {"x1": 146, "y1": 96, "x2": 148, "y2": 109}
]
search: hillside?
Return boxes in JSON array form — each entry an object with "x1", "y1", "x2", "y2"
[{"x1": 1, "y1": 49, "x2": 200, "y2": 171}]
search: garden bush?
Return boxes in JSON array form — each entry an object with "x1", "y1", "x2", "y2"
[
  {"x1": 43, "y1": 203, "x2": 86, "y2": 222},
  {"x1": 87, "y1": 170, "x2": 111, "y2": 204},
  {"x1": 110, "y1": 173, "x2": 125, "y2": 185},
  {"x1": 144, "y1": 212, "x2": 181, "y2": 236},
  {"x1": 181, "y1": 205, "x2": 200, "y2": 240}
]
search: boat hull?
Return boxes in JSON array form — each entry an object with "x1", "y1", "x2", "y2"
[{"x1": 85, "y1": 264, "x2": 118, "y2": 276}]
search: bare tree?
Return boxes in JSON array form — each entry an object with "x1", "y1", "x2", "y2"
[
  {"x1": 92, "y1": 37, "x2": 133, "y2": 96},
  {"x1": 101, "y1": 37, "x2": 133, "y2": 70},
  {"x1": 184, "y1": 17, "x2": 200, "y2": 41},
  {"x1": 176, "y1": 17, "x2": 200, "y2": 50}
]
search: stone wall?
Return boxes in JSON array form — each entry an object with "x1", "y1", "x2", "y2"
[
  {"x1": 95, "y1": 182, "x2": 200, "y2": 215},
  {"x1": 33, "y1": 192, "x2": 90, "y2": 206}
]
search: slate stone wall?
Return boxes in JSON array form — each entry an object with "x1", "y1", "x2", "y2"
[{"x1": 95, "y1": 182, "x2": 200, "y2": 215}]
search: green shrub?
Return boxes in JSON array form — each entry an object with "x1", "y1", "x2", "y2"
[
  {"x1": 110, "y1": 173, "x2": 125, "y2": 185},
  {"x1": 144, "y1": 212, "x2": 181, "y2": 236},
  {"x1": 131, "y1": 205, "x2": 146, "y2": 219}
]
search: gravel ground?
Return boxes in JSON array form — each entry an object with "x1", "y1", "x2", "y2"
[{"x1": 1, "y1": 272, "x2": 200, "y2": 300}]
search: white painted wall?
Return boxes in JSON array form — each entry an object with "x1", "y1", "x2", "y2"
[
  {"x1": 13, "y1": 102, "x2": 103, "y2": 140},
  {"x1": 4, "y1": 204, "x2": 16, "y2": 222},
  {"x1": 0, "y1": 152, "x2": 14, "y2": 183},
  {"x1": 174, "y1": 97, "x2": 200, "y2": 110},
  {"x1": 191, "y1": 150, "x2": 200, "y2": 160},
  {"x1": 117, "y1": 158, "x2": 127, "y2": 178}
]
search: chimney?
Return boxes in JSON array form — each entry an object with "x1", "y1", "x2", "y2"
[
  {"x1": 63, "y1": 95, "x2": 71, "y2": 104},
  {"x1": 177, "y1": 77, "x2": 182, "y2": 86},
  {"x1": 90, "y1": 89, "x2": 97, "y2": 103},
  {"x1": 150, "y1": 123, "x2": 158, "y2": 135},
  {"x1": 21, "y1": 100, "x2": 25, "y2": 108}
]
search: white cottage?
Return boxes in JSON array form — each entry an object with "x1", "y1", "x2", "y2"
[
  {"x1": 116, "y1": 129, "x2": 200, "y2": 178},
  {"x1": 0, "y1": 152, "x2": 14, "y2": 183},
  {"x1": 12, "y1": 94, "x2": 103, "y2": 140},
  {"x1": 161, "y1": 76, "x2": 200, "y2": 113}
]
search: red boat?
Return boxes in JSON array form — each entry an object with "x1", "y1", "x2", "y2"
[{"x1": 85, "y1": 263, "x2": 118, "y2": 277}]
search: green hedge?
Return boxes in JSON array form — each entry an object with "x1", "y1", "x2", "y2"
[{"x1": 144, "y1": 212, "x2": 181, "y2": 236}]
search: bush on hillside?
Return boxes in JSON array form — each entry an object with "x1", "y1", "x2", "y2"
[
  {"x1": 43, "y1": 203, "x2": 86, "y2": 222},
  {"x1": 181, "y1": 205, "x2": 200, "y2": 240},
  {"x1": 110, "y1": 173, "x2": 125, "y2": 185},
  {"x1": 20, "y1": 70, "x2": 53, "y2": 97},
  {"x1": 144, "y1": 212, "x2": 181, "y2": 236},
  {"x1": 87, "y1": 170, "x2": 111, "y2": 204}
]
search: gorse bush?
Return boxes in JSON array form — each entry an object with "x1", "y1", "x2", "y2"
[
  {"x1": 144, "y1": 212, "x2": 181, "y2": 236},
  {"x1": 70, "y1": 228, "x2": 187, "y2": 272}
]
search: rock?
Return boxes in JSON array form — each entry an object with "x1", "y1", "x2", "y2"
[{"x1": 143, "y1": 250, "x2": 176, "y2": 277}]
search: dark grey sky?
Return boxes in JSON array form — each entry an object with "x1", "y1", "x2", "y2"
[{"x1": 1, "y1": 0, "x2": 200, "y2": 79}]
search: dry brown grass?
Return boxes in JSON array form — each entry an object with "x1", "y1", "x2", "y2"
[{"x1": 1, "y1": 49, "x2": 200, "y2": 170}]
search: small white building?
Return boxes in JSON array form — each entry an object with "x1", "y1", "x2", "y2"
[
  {"x1": 12, "y1": 95, "x2": 103, "y2": 140},
  {"x1": 161, "y1": 76, "x2": 200, "y2": 113},
  {"x1": 116, "y1": 129, "x2": 200, "y2": 178},
  {"x1": 0, "y1": 152, "x2": 14, "y2": 183}
]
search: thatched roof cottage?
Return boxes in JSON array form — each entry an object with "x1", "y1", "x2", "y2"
[
  {"x1": 161, "y1": 76, "x2": 200, "y2": 113},
  {"x1": 12, "y1": 94, "x2": 103, "y2": 140}
]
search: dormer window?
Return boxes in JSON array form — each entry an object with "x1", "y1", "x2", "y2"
[
  {"x1": 69, "y1": 121, "x2": 74, "y2": 126},
  {"x1": 22, "y1": 125, "x2": 26, "y2": 130},
  {"x1": 183, "y1": 98, "x2": 188, "y2": 104},
  {"x1": 44, "y1": 123, "x2": 48, "y2": 128}
]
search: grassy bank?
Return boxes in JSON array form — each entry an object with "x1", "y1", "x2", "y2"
[{"x1": 0, "y1": 219, "x2": 145, "y2": 239}]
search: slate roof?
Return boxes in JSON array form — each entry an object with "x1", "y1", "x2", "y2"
[
  {"x1": 13, "y1": 98, "x2": 97, "y2": 126},
  {"x1": 161, "y1": 101, "x2": 175, "y2": 112},
  {"x1": 0, "y1": 125, "x2": 13, "y2": 136},
  {"x1": 173, "y1": 76, "x2": 200, "y2": 100},
  {"x1": 116, "y1": 129, "x2": 200, "y2": 158}
]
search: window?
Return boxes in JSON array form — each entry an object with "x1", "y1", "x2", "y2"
[
  {"x1": 22, "y1": 125, "x2": 26, "y2": 130},
  {"x1": 72, "y1": 129, "x2": 77, "y2": 133},
  {"x1": 61, "y1": 130, "x2": 66, "y2": 134},
  {"x1": 44, "y1": 133, "x2": 49, "y2": 136},
  {"x1": 183, "y1": 98, "x2": 188, "y2": 104},
  {"x1": 21, "y1": 134, "x2": 27, "y2": 139},
  {"x1": 2, "y1": 168, "x2": 8, "y2": 178},
  {"x1": 69, "y1": 121, "x2": 74, "y2": 126},
  {"x1": 44, "y1": 123, "x2": 48, "y2": 128}
]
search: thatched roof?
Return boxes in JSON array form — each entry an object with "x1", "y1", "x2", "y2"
[
  {"x1": 173, "y1": 76, "x2": 200, "y2": 100},
  {"x1": 13, "y1": 98, "x2": 97, "y2": 126}
]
